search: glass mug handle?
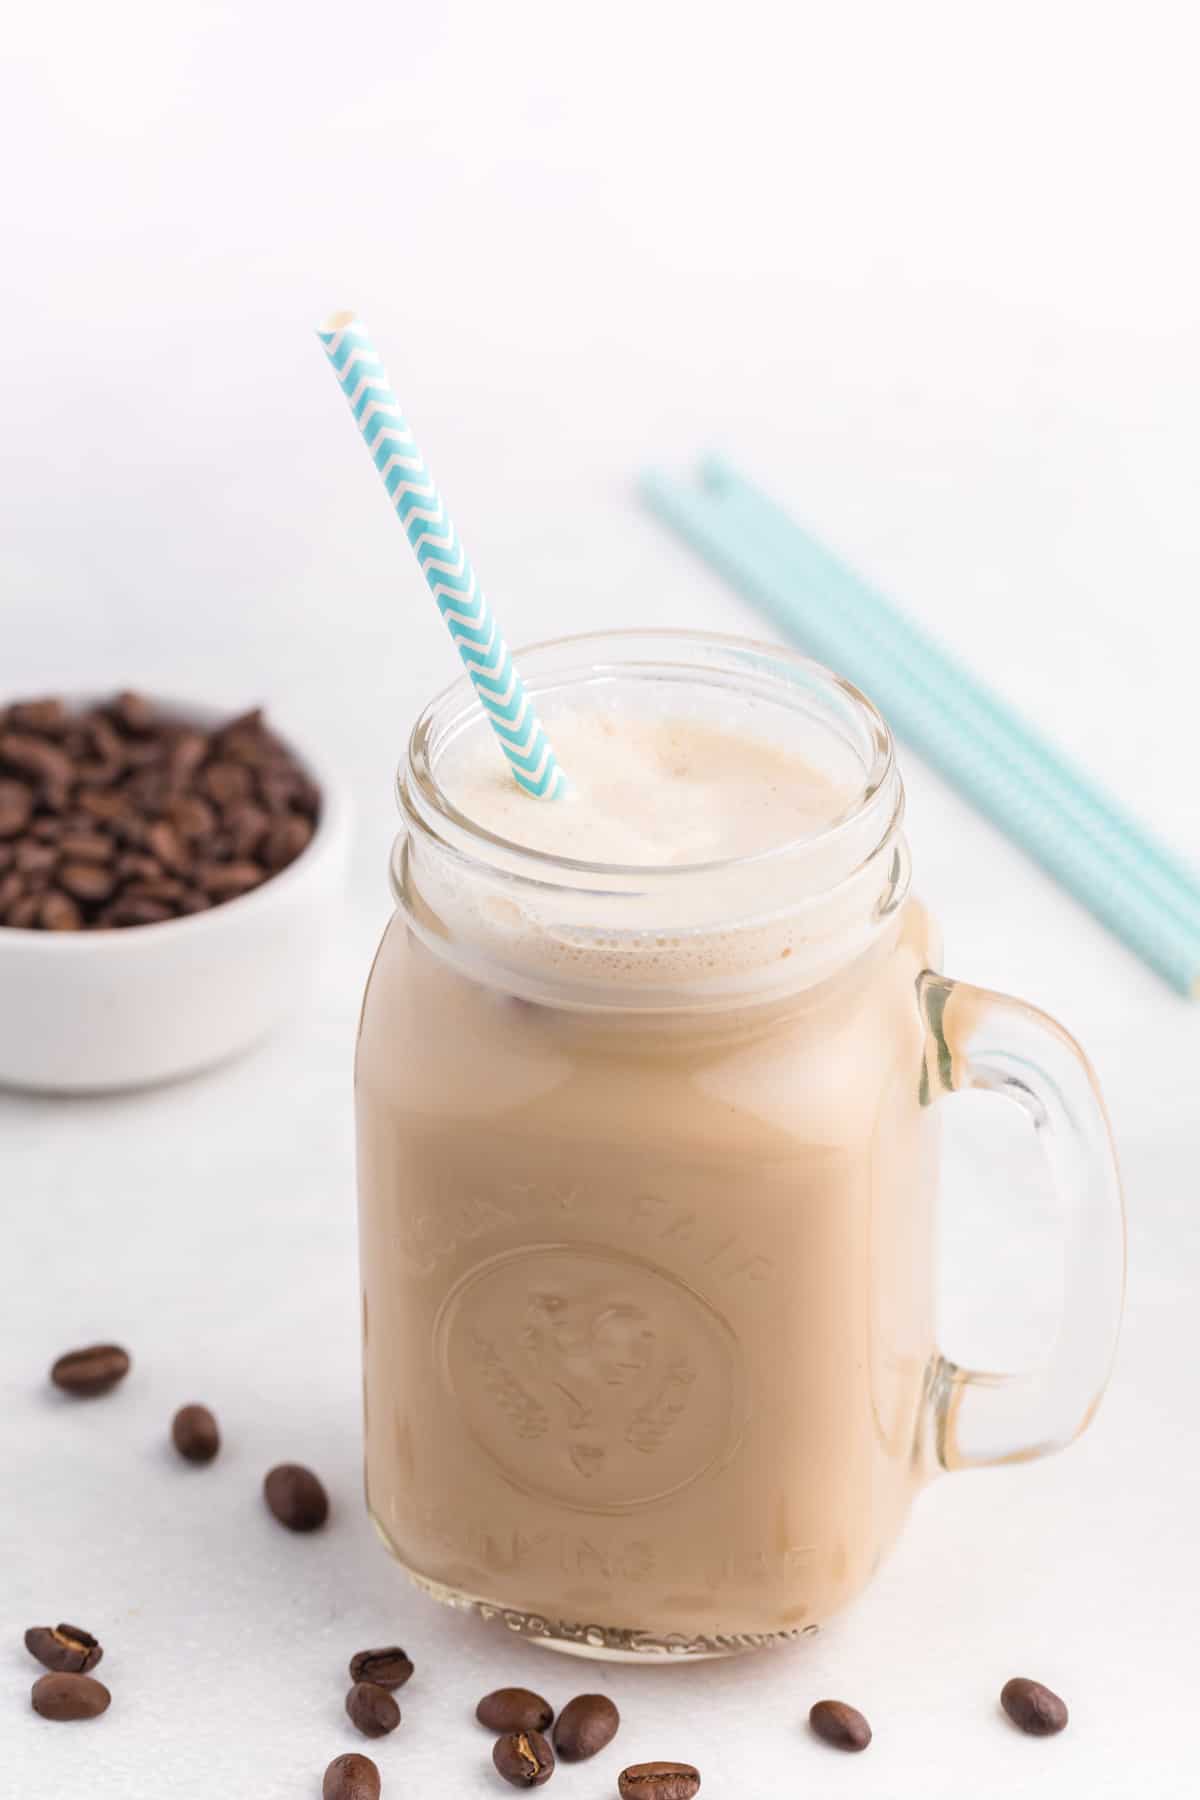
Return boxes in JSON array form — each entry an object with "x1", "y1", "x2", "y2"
[{"x1": 918, "y1": 971, "x2": 1126, "y2": 1471}]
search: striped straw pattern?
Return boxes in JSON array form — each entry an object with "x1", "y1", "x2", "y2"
[{"x1": 318, "y1": 314, "x2": 566, "y2": 800}]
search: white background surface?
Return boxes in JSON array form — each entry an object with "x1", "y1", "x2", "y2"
[{"x1": 2, "y1": 3, "x2": 1199, "y2": 1794}]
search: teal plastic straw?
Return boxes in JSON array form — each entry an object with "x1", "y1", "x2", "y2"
[
  {"x1": 640, "y1": 465, "x2": 1200, "y2": 996},
  {"x1": 698, "y1": 454, "x2": 1200, "y2": 942}
]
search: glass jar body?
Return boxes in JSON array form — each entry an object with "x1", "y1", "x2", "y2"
[{"x1": 356, "y1": 897, "x2": 942, "y2": 1658}]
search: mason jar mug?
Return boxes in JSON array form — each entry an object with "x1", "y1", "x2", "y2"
[{"x1": 355, "y1": 631, "x2": 1124, "y2": 1659}]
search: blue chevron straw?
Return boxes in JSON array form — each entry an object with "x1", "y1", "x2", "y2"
[
  {"x1": 317, "y1": 313, "x2": 566, "y2": 799},
  {"x1": 640, "y1": 463, "x2": 1200, "y2": 995}
]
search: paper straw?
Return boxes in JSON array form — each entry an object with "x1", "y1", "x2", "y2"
[
  {"x1": 640, "y1": 465, "x2": 1200, "y2": 995},
  {"x1": 698, "y1": 454, "x2": 1200, "y2": 942},
  {"x1": 318, "y1": 313, "x2": 566, "y2": 800}
]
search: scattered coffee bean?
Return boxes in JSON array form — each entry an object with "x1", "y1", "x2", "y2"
[
  {"x1": 323, "y1": 1752, "x2": 382, "y2": 1800},
  {"x1": 493, "y1": 1731, "x2": 555, "y2": 1788},
  {"x1": 617, "y1": 1763, "x2": 701, "y2": 1800},
  {"x1": 809, "y1": 1698, "x2": 872, "y2": 1752},
  {"x1": 172, "y1": 1403, "x2": 220, "y2": 1464},
  {"x1": 0, "y1": 693, "x2": 319, "y2": 931},
  {"x1": 553, "y1": 1694, "x2": 620, "y2": 1761},
  {"x1": 349, "y1": 1646, "x2": 414, "y2": 1690},
  {"x1": 263, "y1": 1462, "x2": 329, "y2": 1531},
  {"x1": 346, "y1": 1680, "x2": 401, "y2": 1739},
  {"x1": 31, "y1": 1672, "x2": 111, "y2": 1721},
  {"x1": 1000, "y1": 1677, "x2": 1069, "y2": 1736},
  {"x1": 50, "y1": 1343, "x2": 131, "y2": 1398},
  {"x1": 24, "y1": 1624, "x2": 103, "y2": 1674},
  {"x1": 477, "y1": 1688, "x2": 555, "y2": 1733}
]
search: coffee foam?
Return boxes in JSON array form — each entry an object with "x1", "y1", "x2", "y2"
[{"x1": 409, "y1": 693, "x2": 900, "y2": 1002}]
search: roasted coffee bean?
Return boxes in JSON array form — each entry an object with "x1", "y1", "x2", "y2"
[
  {"x1": 225, "y1": 801, "x2": 269, "y2": 857},
  {"x1": 167, "y1": 731, "x2": 208, "y2": 787},
  {"x1": 109, "y1": 895, "x2": 176, "y2": 926},
  {"x1": 477, "y1": 1689, "x2": 555, "y2": 1733},
  {"x1": 809, "y1": 1699, "x2": 872, "y2": 1752},
  {"x1": 123, "y1": 768, "x2": 170, "y2": 815},
  {"x1": 349, "y1": 1646, "x2": 414, "y2": 1690},
  {"x1": 112, "y1": 690, "x2": 154, "y2": 733},
  {"x1": 0, "y1": 778, "x2": 33, "y2": 837},
  {"x1": 31, "y1": 1672, "x2": 111, "y2": 1720},
  {"x1": 617, "y1": 1764, "x2": 701, "y2": 1800},
  {"x1": 178, "y1": 888, "x2": 211, "y2": 914},
  {"x1": 493, "y1": 1731, "x2": 555, "y2": 1788},
  {"x1": 196, "y1": 860, "x2": 264, "y2": 899},
  {"x1": 6, "y1": 893, "x2": 40, "y2": 927},
  {"x1": 262, "y1": 813, "x2": 314, "y2": 871},
  {"x1": 15, "y1": 841, "x2": 57, "y2": 874},
  {"x1": 116, "y1": 851, "x2": 164, "y2": 881},
  {"x1": 124, "y1": 877, "x2": 187, "y2": 903},
  {"x1": 58, "y1": 862, "x2": 116, "y2": 903},
  {"x1": 145, "y1": 819, "x2": 188, "y2": 872},
  {"x1": 323, "y1": 1753, "x2": 382, "y2": 1800},
  {"x1": 9, "y1": 698, "x2": 67, "y2": 734},
  {"x1": 39, "y1": 890, "x2": 83, "y2": 930},
  {"x1": 169, "y1": 793, "x2": 217, "y2": 840},
  {"x1": 56, "y1": 830, "x2": 113, "y2": 863},
  {"x1": 79, "y1": 787, "x2": 128, "y2": 823},
  {"x1": 263, "y1": 1462, "x2": 328, "y2": 1531},
  {"x1": 1, "y1": 731, "x2": 75, "y2": 791},
  {"x1": 345, "y1": 1680, "x2": 401, "y2": 1739},
  {"x1": 51, "y1": 1343, "x2": 130, "y2": 1396},
  {"x1": 172, "y1": 1403, "x2": 220, "y2": 1464},
  {"x1": 1000, "y1": 1677, "x2": 1068, "y2": 1736},
  {"x1": 202, "y1": 760, "x2": 253, "y2": 806},
  {"x1": 24, "y1": 1624, "x2": 103, "y2": 1674},
  {"x1": 553, "y1": 1694, "x2": 620, "y2": 1761},
  {"x1": 86, "y1": 713, "x2": 126, "y2": 769}
]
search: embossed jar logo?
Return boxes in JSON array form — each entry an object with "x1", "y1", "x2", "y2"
[{"x1": 437, "y1": 1246, "x2": 743, "y2": 1512}]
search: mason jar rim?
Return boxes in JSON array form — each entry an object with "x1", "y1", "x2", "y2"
[{"x1": 399, "y1": 628, "x2": 900, "y2": 894}]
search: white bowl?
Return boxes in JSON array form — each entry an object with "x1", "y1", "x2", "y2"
[{"x1": 0, "y1": 697, "x2": 350, "y2": 1093}]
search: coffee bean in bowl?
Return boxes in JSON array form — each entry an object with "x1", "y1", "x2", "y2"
[{"x1": 0, "y1": 691, "x2": 348, "y2": 1092}]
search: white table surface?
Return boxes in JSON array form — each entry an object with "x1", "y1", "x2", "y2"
[{"x1": 3, "y1": 4, "x2": 1199, "y2": 1794}]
